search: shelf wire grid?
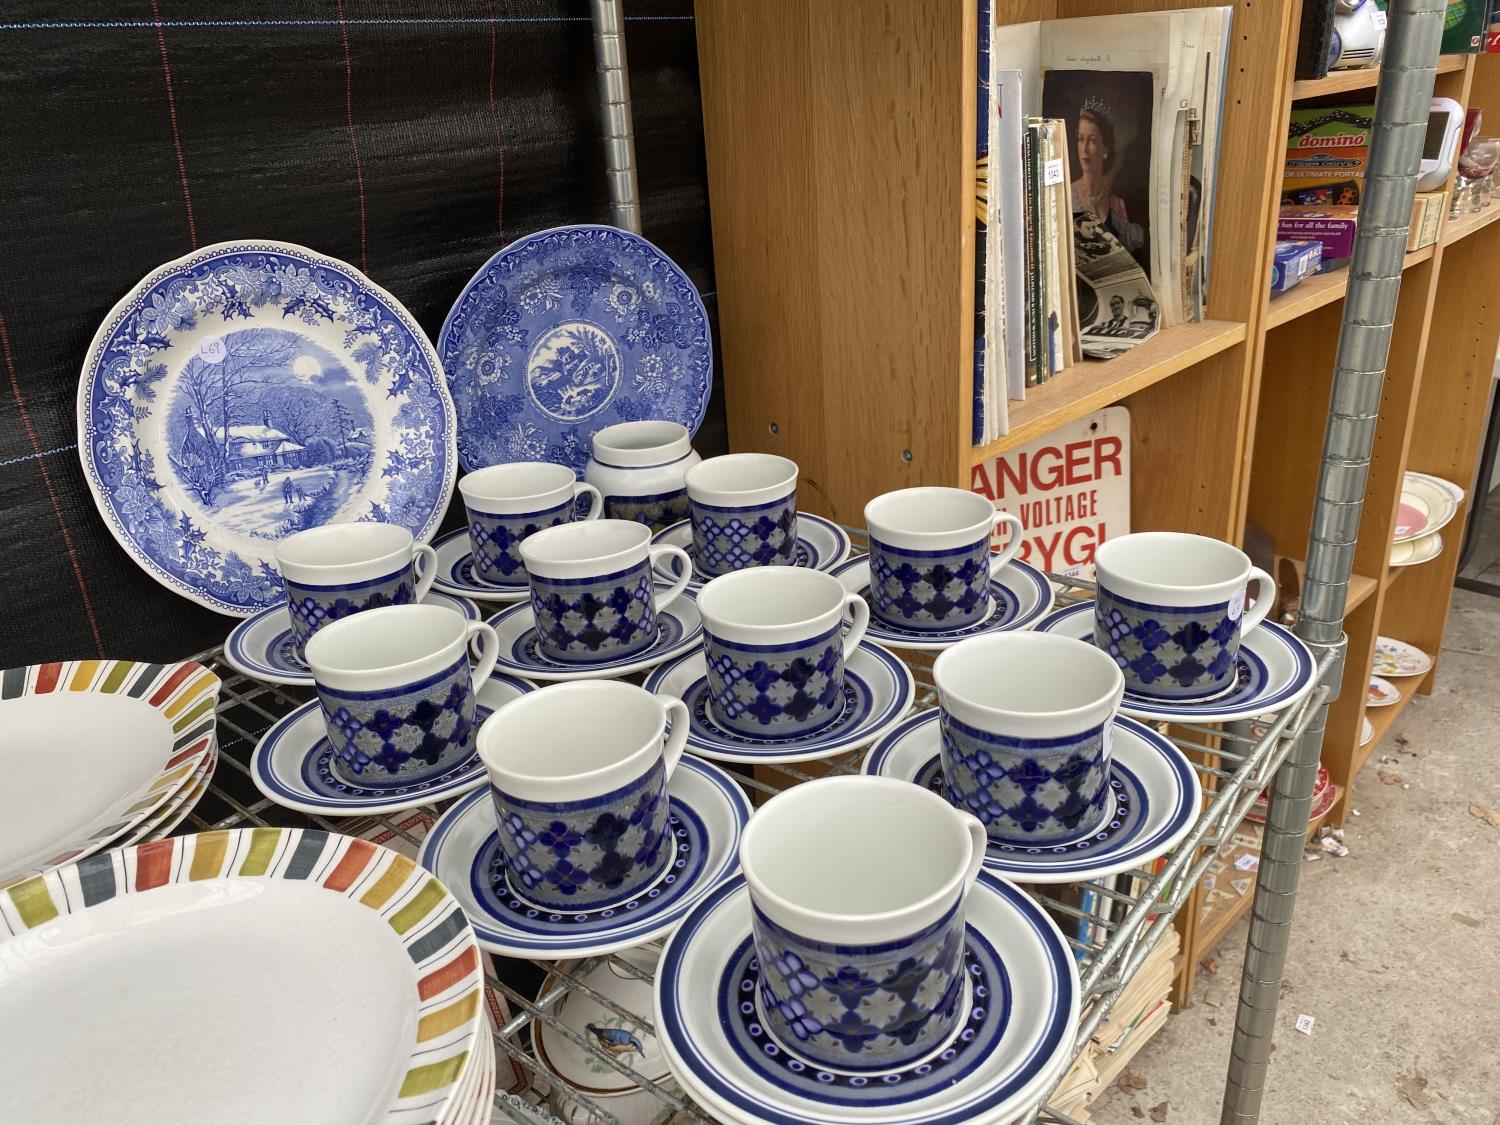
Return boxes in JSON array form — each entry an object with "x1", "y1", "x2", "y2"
[{"x1": 181, "y1": 557, "x2": 1329, "y2": 1125}]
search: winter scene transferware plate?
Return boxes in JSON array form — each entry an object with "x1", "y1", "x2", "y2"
[
  {"x1": 78, "y1": 241, "x2": 458, "y2": 616},
  {"x1": 438, "y1": 225, "x2": 712, "y2": 472}
]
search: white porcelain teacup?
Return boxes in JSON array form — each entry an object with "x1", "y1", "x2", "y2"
[
  {"x1": 694, "y1": 567, "x2": 869, "y2": 739},
  {"x1": 274, "y1": 522, "x2": 438, "y2": 656},
  {"x1": 863, "y1": 487, "x2": 1025, "y2": 633},
  {"x1": 1092, "y1": 531, "x2": 1276, "y2": 701},
  {"x1": 459, "y1": 461, "x2": 602, "y2": 588},
  {"x1": 934, "y1": 632, "x2": 1125, "y2": 845},
  {"x1": 479, "y1": 680, "x2": 690, "y2": 912},
  {"x1": 684, "y1": 453, "x2": 799, "y2": 577},
  {"x1": 738, "y1": 775, "x2": 987, "y2": 1072}
]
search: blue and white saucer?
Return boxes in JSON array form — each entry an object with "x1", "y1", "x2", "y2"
[
  {"x1": 250, "y1": 674, "x2": 535, "y2": 816},
  {"x1": 654, "y1": 871, "x2": 1079, "y2": 1125},
  {"x1": 830, "y1": 555, "x2": 1055, "y2": 650},
  {"x1": 420, "y1": 756, "x2": 751, "y2": 959},
  {"x1": 862, "y1": 710, "x2": 1200, "y2": 884},
  {"x1": 223, "y1": 589, "x2": 481, "y2": 686},
  {"x1": 430, "y1": 527, "x2": 532, "y2": 603},
  {"x1": 1034, "y1": 602, "x2": 1318, "y2": 723},
  {"x1": 650, "y1": 514, "x2": 853, "y2": 589},
  {"x1": 644, "y1": 641, "x2": 915, "y2": 764},
  {"x1": 483, "y1": 592, "x2": 704, "y2": 682}
]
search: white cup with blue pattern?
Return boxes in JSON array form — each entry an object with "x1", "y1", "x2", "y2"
[
  {"x1": 304, "y1": 603, "x2": 500, "y2": 786},
  {"x1": 479, "y1": 680, "x2": 690, "y2": 912},
  {"x1": 934, "y1": 632, "x2": 1126, "y2": 846},
  {"x1": 1093, "y1": 532, "x2": 1276, "y2": 702},
  {"x1": 695, "y1": 567, "x2": 869, "y2": 739},
  {"x1": 684, "y1": 453, "x2": 799, "y2": 577},
  {"x1": 739, "y1": 775, "x2": 987, "y2": 1072},
  {"x1": 519, "y1": 520, "x2": 692, "y2": 665},
  {"x1": 864, "y1": 488, "x2": 1025, "y2": 633},
  {"x1": 459, "y1": 462, "x2": 603, "y2": 588},
  {"x1": 274, "y1": 522, "x2": 438, "y2": 659}
]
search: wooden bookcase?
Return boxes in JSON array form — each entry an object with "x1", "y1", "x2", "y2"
[{"x1": 694, "y1": 1, "x2": 1498, "y2": 1004}]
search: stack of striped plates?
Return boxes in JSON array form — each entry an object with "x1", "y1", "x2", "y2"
[
  {"x1": 0, "y1": 828, "x2": 493, "y2": 1124},
  {"x1": 0, "y1": 659, "x2": 220, "y2": 889}
]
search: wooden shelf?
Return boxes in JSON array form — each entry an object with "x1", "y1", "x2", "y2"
[
  {"x1": 1266, "y1": 244, "x2": 1436, "y2": 329},
  {"x1": 970, "y1": 319, "x2": 1247, "y2": 461},
  {"x1": 1442, "y1": 201, "x2": 1500, "y2": 245},
  {"x1": 1362, "y1": 672, "x2": 1425, "y2": 762},
  {"x1": 1285, "y1": 557, "x2": 1379, "y2": 612},
  {"x1": 1291, "y1": 54, "x2": 1466, "y2": 100}
]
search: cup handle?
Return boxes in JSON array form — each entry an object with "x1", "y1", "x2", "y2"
[
  {"x1": 958, "y1": 811, "x2": 989, "y2": 899},
  {"x1": 986, "y1": 510, "x2": 1025, "y2": 578},
  {"x1": 412, "y1": 544, "x2": 438, "y2": 601},
  {"x1": 840, "y1": 592, "x2": 870, "y2": 659},
  {"x1": 1240, "y1": 566, "x2": 1277, "y2": 635},
  {"x1": 649, "y1": 546, "x2": 693, "y2": 612},
  {"x1": 465, "y1": 621, "x2": 500, "y2": 692},
  {"x1": 658, "y1": 696, "x2": 690, "y2": 781},
  {"x1": 574, "y1": 482, "x2": 604, "y2": 521}
]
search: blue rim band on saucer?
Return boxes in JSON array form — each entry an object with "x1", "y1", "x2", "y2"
[
  {"x1": 704, "y1": 622, "x2": 847, "y2": 739},
  {"x1": 284, "y1": 565, "x2": 418, "y2": 657},
  {"x1": 464, "y1": 496, "x2": 572, "y2": 587},
  {"x1": 867, "y1": 536, "x2": 994, "y2": 633},
  {"x1": 1094, "y1": 585, "x2": 1244, "y2": 701},
  {"x1": 690, "y1": 492, "x2": 799, "y2": 577},
  {"x1": 438, "y1": 224, "x2": 712, "y2": 473},
  {"x1": 529, "y1": 558, "x2": 660, "y2": 664}
]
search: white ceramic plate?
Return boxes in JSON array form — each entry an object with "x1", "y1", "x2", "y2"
[
  {"x1": 1388, "y1": 531, "x2": 1442, "y2": 567},
  {"x1": 0, "y1": 828, "x2": 484, "y2": 1125},
  {"x1": 0, "y1": 659, "x2": 219, "y2": 886},
  {"x1": 483, "y1": 593, "x2": 704, "y2": 682},
  {"x1": 1366, "y1": 676, "x2": 1401, "y2": 708},
  {"x1": 1394, "y1": 472, "x2": 1463, "y2": 543},
  {"x1": 118, "y1": 740, "x2": 218, "y2": 847},
  {"x1": 1372, "y1": 636, "x2": 1432, "y2": 678},
  {"x1": 1360, "y1": 716, "x2": 1375, "y2": 747}
]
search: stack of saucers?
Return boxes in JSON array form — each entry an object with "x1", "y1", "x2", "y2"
[{"x1": 0, "y1": 658, "x2": 220, "y2": 889}]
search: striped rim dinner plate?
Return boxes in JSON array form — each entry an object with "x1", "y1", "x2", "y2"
[
  {"x1": 0, "y1": 828, "x2": 484, "y2": 1125},
  {"x1": 0, "y1": 659, "x2": 219, "y2": 887}
]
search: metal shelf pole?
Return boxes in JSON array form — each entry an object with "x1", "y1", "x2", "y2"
[{"x1": 591, "y1": 0, "x2": 642, "y2": 234}]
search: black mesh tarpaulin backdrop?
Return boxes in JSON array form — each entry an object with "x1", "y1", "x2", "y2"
[{"x1": 0, "y1": 1, "x2": 724, "y2": 668}]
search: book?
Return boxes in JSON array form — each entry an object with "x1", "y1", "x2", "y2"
[{"x1": 993, "y1": 68, "x2": 1029, "y2": 402}]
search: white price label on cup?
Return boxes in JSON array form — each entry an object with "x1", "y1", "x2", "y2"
[
  {"x1": 1043, "y1": 158, "x2": 1065, "y2": 187},
  {"x1": 1101, "y1": 723, "x2": 1113, "y2": 757},
  {"x1": 197, "y1": 335, "x2": 227, "y2": 364},
  {"x1": 1228, "y1": 586, "x2": 1246, "y2": 621}
]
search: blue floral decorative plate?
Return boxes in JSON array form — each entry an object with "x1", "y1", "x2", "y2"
[
  {"x1": 1033, "y1": 603, "x2": 1317, "y2": 723},
  {"x1": 419, "y1": 755, "x2": 751, "y2": 959},
  {"x1": 862, "y1": 709, "x2": 1200, "y2": 884},
  {"x1": 653, "y1": 872, "x2": 1079, "y2": 1125},
  {"x1": 251, "y1": 673, "x2": 534, "y2": 816},
  {"x1": 438, "y1": 225, "x2": 712, "y2": 473},
  {"x1": 77, "y1": 241, "x2": 458, "y2": 616}
]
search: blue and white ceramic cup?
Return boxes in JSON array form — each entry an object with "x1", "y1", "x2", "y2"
[
  {"x1": 458, "y1": 461, "x2": 602, "y2": 588},
  {"x1": 303, "y1": 603, "x2": 501, "y2": 786},
  {"x1": 479, "y1": 680, "x2": 690, "y2": 912},
  {"x1": 519, "y1": 520, "x2": 692, "y2": 665},
  {"x1": 695, "y1": 567, "x2": 869, "y2": 739},
  {"x1": 684, "y1": 453, "x2": 799, "y2": 578},
  {"x1": 739, "y1": 776, "x2": 987, "y2": 1072},
  {"x1": 274, "y1": 522, "x2": 438, "y2": 659},
  {"x1": 934, "y1": 632, "x2": 1126, "y2": 845},
  {"x1": 1093, "y1": 532, "x2": 1276, "y2": 702},
  {"x1": 585, "y1": 419, "x2": 702, "y2": 531},
  {"x1": 863, "y1": 487, "x2": 1025, "y2": 633}
]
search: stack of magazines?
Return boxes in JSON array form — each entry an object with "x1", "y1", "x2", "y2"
[{"x1": 974, "y1": 5, "x2": 1232, "y2": 444}]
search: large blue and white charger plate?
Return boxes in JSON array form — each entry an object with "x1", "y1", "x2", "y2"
[
  {"x1": 77, "y1": 242, "x2": 458, "y2": 616},
  {"x1": 438, "y1": 225, "x2": 712, "y2": 472}
]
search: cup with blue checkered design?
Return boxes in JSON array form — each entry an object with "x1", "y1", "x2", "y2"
[
  {"x1": 684, "y1": 453, "x2": 799, "y2": 578},
  {"x1": 519, "y1": 519, "x2": 692, "y2": 665},
  {"x1": 459, "y1": 461, "x2": 602, "y2": 589},
  {"x1": 1093, "y1": 532, "x2": 1276, "y2": 702},
  {"x1": 863, "y1": 487, "x2": 1026, "y2": 633},
  {"x1": 303, "y1": 603, "x2": 501, "y2": 786},
  {"x1": 934, "y1": 632, "x2": 1126, "y2": 845},
  {"x1": 739, "y1": 775, "x2": 988, "y2": 1071},
  {"x1": 479, "y1": 679, "x2": 690, "y2": 912},
  {"x1": 274, "y1": 522, "x2": 439, "y2": 660},
  {"x1": 695, "y1": 566, "x2": 869, "y2": 739}
]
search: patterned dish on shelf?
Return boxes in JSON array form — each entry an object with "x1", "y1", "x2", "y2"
[
  {"x1": 1393, "y1": 471, "x2": 1463, "y2": 544},
  {"x1": 438, "y1": 225, "x2": 712, "y2": 473},
  {"x1": 78, "y1": 241, "x2": 458, "y2": 616},
  {"x1": 482, "y1": 593, "x2": 704, "y2": 683},
  {"x1": 1366, "y1": 675, "x2": 1401, "y2": 708},
  {"x1": 118, "y1": 738, "x2": 219, "y2": 846},
  {"x1": 1372, "y1": 635, "x2": 1432, "y2": 678},
  {"x1": 650, "y1": 514, "x2": 853, "y2": 589},
  {"x1": 1388, "y1": 531, "x2": 1442, "y2": 568},
  {"x1": 0, "y1": 658, "x2": 219, "y2": 887},
  {"x1": 0, "y1": 828, "x2": 485, "y2": 1125},
  {"x1": 862, "y1": 709, "x2": 1200, "y2": 885},
  {"x1": 1360, "y1": 716, "x2": 1375, "y2": 747}
]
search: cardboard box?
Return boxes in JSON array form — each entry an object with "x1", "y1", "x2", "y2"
[
  {"x1": 1271, "y1": 240, "x2": 1324, "y2": 293},
  {"x1": 1278, "y1": 205, "x2": 1360, "y2": 260},
  {"x1": 1407, "y1": 191, "x2": 1446, "y2": 251},
  {"x1": 1282, "y1": 104, "x2": 1375, "y2": 204}
]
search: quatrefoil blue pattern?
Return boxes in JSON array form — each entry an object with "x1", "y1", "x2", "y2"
[
  {"x1": 463, "y1": 497, "x2": 571, "y2": 586},
  {"x1": 939, "y1": 712, "x2": 1111, "y2": 845},
  {"x1": 752, "y1": 900, "x2": 969, "y2": 1071},
  {"x1": 704, "y1": 624, "x2": 844, "y2": 738},
  {"x1": 868, "y1": 537, "x2": 992, "y2": 633},
  {"x1": 529, "y1": 559, "x2": 659, "y2": 663},
  {"x1": 689, "y1": 492, "x2": 798, "y2": 577},
  {"x1": 1093, "y1": 586, "x2": 1243, "y2": 700},
  {"x1": 285, "y1": 567, "x2": 416, "y2": 655}
]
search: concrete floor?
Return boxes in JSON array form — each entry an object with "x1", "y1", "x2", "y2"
[{"x1": 1091, "y1": 581, "x2": 1500, "y2": 1123}]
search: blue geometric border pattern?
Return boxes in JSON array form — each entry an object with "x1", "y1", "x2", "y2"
[
  {"x1": 656, "y1": 872, "x2": 1073, "y2": 1125},
  {"x1": 78, "y1": 241, "x2": 457, "y2": 615},
  {"x1": 438, "y1": 225, "x2": 712, "y2": 473}
]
